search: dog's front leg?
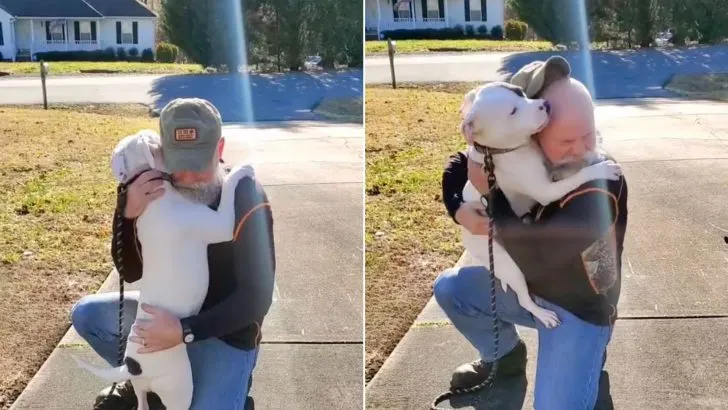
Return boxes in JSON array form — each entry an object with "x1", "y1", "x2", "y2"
[
  {"x1": 192, "y1": 165, "x2": 255, "y2": 243},
  {"x1": 527, "y1": 161, "x2": 622, "y2": 206}
]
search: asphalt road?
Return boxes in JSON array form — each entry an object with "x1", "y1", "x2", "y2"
[
  {"x1": 0, "y1": 69, "x2": 363, "y2": 122},
  {"x1": 366, "y1": 44, "x2": 728, "y2": 99}
]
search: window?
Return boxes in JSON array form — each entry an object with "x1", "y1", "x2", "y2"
[
  {"x1": 426, "y1": 0, "x2": 440, "y2": 19},
  {"x1": 48, "y1": 22, "x2": 65, "y2": 41},
  {"x1": 78, "y1": 21, "x2": 92, "y2": 41},
  {"x1": 469, "y1": 1, "x2": 482, "y2": 21},
  {"x1": 394, "y1": 1, "x2": 411, "y2": 20},
  {"x1": 121, "y1": 21, "x2": 134, "y2": 44}
]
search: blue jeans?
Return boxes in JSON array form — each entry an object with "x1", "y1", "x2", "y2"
[
  {"x1": 70, "y1": 291, "x2": 258, "y2": 410},
  {"x1": 433, "y1": 265, "x2": 613, "y2": 410}
]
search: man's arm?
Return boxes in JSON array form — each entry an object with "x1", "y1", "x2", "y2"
[
  {"x1": 179, "y1": 177, "x2": 276, "y2": 341},
  {"x1": 491, "y1": 180, "x2": 620, "y2": 278},
  {"x1": 442, "y1": 151, "x2": 468, "y2": 223},
  {"x1": 110, "y1": 186, "x2": 143, "y2": 283}
]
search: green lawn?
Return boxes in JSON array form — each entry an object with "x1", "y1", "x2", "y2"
[
  {"x1": 366, "y1": 39, "x2": 554, "y2": 55},
  {"x1": 0, "y1": 61, "x2": 204, "y2": 75}
]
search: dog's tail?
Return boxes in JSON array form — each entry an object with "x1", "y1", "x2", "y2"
[{"x1": 72, "y1": 356, "x2": 133, "y2": 383}]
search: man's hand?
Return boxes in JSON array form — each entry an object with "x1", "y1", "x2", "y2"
[
  {"x1": 129, "y1": 303, "x2": 183, "y2": 354},
  {"x1": 456, "y1": 201, "x2": 490, "y2": 236},
  {"x1": 467, "y1": 157, "x2": 489, "y2": 196},
  {"x1": 123, "y1": 170, "x2": 165, "y2": 219}
]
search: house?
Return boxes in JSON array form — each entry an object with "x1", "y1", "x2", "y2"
[
  {"x1": 365, "y1": 0, "x2": 504, "y2": 39},
  {"x1": 0, "y1": 0, "x2": 156, "y2": 61}
]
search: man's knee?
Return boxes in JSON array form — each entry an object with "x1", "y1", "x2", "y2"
[
  {"x1": 70, "y1": 295, "x2": 95, "y2": 331},
  {"x1": 433, "y1": 268, "x2": 458, "y2": 305}
]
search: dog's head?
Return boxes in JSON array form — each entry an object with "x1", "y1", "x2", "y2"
[
  {"x1": 110, "y1": 129, "x2": 163, "y2": 184},
  {"x1": 460, "y1": 82, "x2": 551, "y2": 150}
]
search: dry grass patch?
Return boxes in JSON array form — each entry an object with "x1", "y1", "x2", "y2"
[
  {"x1": 0, "y1": 62, "x2": 203, "y2": 76},
  {"x1": 365, "y1": 85, "x2": 470, "y2": 382},
  {"x1": 366, "y1": 39, "x2": 554, "y2": 55},
  {"x1": 0, "y1": 106, "x2": 155, "y2": 409},
  {"x1": 313, "y1": 97, "x2": 363, "y2": 123},
  {"x1": 665, "y1": 73, "x2": 728, "y2": 101}
]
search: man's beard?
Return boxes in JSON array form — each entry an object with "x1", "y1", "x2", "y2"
[
  {"x1": 549, "y1": 150, "x2": 603, "y2": 181},
  {"x1": 174, "y1": 166, "x2": 225, "y2": 205}
]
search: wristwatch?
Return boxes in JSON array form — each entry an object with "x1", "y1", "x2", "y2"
[{"x1": 182, "y1": 322, "x2": 195, "y2": 344}]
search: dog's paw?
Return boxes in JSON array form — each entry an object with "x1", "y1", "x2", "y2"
[
  {"x1": 587, "y1": 160, "x2": 623, "y2": 181},
  {"x1": 225, "y1": 164, "x2": 255, "y2": 184}
]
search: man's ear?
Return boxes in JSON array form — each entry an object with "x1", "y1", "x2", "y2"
[{"x1": 217, "y1": 137, "x2": 225, "y2": 160}]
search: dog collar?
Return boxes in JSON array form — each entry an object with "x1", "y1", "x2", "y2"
[{"x1": 473, "y1": 142, "x2": 520, "y2": 155}]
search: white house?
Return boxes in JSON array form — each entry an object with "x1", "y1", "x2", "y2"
[
  {"x1": 0, "y1": 0, "x2": 156, "y2": 61},
  {"x1": 366, "y1": 0, "x2": 504, "y2": 39}
]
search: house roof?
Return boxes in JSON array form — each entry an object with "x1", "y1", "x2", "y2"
[
  {"x1": 0, "y1": 0, "x2": 155, "y2": 18},
  {"x1": 83, "y1": 0, "x2": 156, "y2": 17}
]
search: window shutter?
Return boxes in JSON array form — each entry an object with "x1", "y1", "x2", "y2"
[
  {"x1": 0, "y1": 22, "x2": 3, "y2": 46},
  {"x1": 74, "y1": 21, "x2": 80, "y2": 41},
  {"x1": 438, "y1": 0, "x2": 444, "y2": 18},
  {"x1": 392, "y1": 1, "x2": 398, "y2": 19},
  {"x1": 62, "y1": 24, "x2": 65, "y2": 41},
  {"x1": 91, "y1": 22, "x2": 97, "y2": 41},
  {"x1": 132, "y1": 22, "x2": 138, "y2": 44},
  {"x1": 45, "y1": 21, "x2": 51, "y2": 41},
  {"x1": 480, "y1": 0, "x2": 487, "y2": 20},
  {"x1": 421, "y1": 0, "x2": 427, "y2": 19},
  {"x1": 116, "y1": 21, "x2": 121, "y2": 44},
  {"x1": 464, "y1": 0, "x2": 470, "y2": 21}
]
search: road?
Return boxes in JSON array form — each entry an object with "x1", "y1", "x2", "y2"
[
  {"x1": 0, "y1": 69, "x2": 363, "y2": 122},
  {"x1": 366, "y1": 44, "x2": 728, "y2": 99}
]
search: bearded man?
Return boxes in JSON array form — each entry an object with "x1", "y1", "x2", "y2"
[{"x1": 70, "y1": 98, "x2": 276, "y2": 410}]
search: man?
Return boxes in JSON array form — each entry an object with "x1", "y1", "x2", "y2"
[
  {"x1": 434, "y1": 57, "x2": 627, "y2": 409},
  {"x1": 70, "y1": 98, "x2": 276, "y2": 410}
]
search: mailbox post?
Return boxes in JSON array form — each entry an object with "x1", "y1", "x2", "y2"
[
  {"x1": 387, "y1": 38, "x2": 397, "y2": 89},
  {"x1": 40, "y1": 60, "x2": 49, "y2": 109}
]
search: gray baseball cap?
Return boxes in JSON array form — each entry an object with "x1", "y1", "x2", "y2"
[
  {"x1": 510, "y1": 56, "x2": 571, "y2": 98},
  {"x1": 159, "y1": 97, "x2": 222, "y2": 173}
]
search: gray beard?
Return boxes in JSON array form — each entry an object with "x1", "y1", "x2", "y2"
[
  {"x1": 548, "y1": 150, "x2": 604, "y2": 181},
  {"x1": 174, "y1": 167, "x2": 225, "y2": 205}
]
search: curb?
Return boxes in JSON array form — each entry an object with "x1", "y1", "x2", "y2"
[
  {"x1": 365, "y1": 251, "x2": 470, "y2": 390},
  {"x1": 10, "y1": 268, "x2": 123, "y2": 410}
]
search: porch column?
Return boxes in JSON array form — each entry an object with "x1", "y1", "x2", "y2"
[
  {"x1": 65, "y1": 19, "x2": 69, "y2": 51},
  {"x1": 411, "y1": 0, "x2": 415, "y2": 28},
  {"x1": 10, "y1": 20, "x2": 16, "y2": 61},
  {"x1": 30, "y1": 20, "x2": 34, "y2": 59},
  {"x1": 444, "y1": 0, "x2": 449, "y2": 26},
  {"x1": 376, "y1": 0, "x2": 381, "y2": 38}
]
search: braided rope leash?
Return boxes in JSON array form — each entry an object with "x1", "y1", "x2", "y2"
[
  {"x1": 93, "y1": 183, "x2": 128, "y2": 409},
  {"x1": 431, "y1": 147, "x2": 499, "y2": 409}
]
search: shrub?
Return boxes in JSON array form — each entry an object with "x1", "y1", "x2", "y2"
[
  {"x1": 116, "y1": 47, "x2": 128, "y2": 60},
  {"x1": 0, "y1": 52, "x2": 3, "y2": 61},
  {"x1": 465, "y1": 25, "x2": 476, "y2": 37},
  {"x1": 103, "y1": 47, "x2": 117, "y2": 61},
  {"x1": 156, "y1": 42, "x2": 179, "y2": 63},
  {"x1": 476, "y1": 25, "x2": 489, "y2": 37},
  {"x1": 490, "y1": 25, "x2": 504, "y2": 39},
  {"x1": 141, "y1": 48, "x2": 155, "y2": 62},
  {"x1": 128, "y1": 47, "x2": 139, "y2": 58},
  {"x1": 34, "y1": 50, "x2": 119, "y2": 62},
  {"x1": 505, "y1": 20, "x2": 528, "y2": 40}
]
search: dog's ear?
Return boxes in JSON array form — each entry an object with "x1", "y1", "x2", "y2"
[
  {"x1": 499, "y1": 82, "x2": 525, "y2": 98},
  {"x1": 459, "y1": 88, "x2": 478, "y2": 119}
]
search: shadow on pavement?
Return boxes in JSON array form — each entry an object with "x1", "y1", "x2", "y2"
[
  {"x1": 148, "y1": 69, "x2": 363, "y2": 122},
  {"x1": 497, "y1": 44, "x2": 728, "y2": 100}
]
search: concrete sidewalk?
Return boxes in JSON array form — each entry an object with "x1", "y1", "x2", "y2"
[
  {"x1": 10, "y1": 122, "x2": 364, "y2": 410},
  {"x1": 366, "y1": 98, "x2": 728, "y2": 409}
]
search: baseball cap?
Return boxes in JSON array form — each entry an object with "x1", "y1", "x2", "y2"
[
  {"x1": 159, "y1": 97, "x2": 222, "y2": 174},
  {"x1": 510, "y1": 56, "x2": 571, "y2": 98}
]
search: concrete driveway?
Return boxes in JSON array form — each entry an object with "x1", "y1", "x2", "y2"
[{"x1": 366, "y1": 45, "x2": 728, "y2": 99}]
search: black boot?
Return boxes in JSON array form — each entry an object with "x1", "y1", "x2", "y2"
[{"x1": 450, "y1": 339, "x2": 527, "y2": 390}]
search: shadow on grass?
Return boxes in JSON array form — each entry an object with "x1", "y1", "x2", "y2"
[
  {"x1": 148, "y1": 69, "x2": 363, "y2": 123},
  {"x1": 497, "y1": 44, "x2": 728, "y2": 100}
]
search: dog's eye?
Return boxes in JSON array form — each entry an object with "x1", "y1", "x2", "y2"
[{"x1": 510, "y1": 107, "x2": 518, "y2": 115}]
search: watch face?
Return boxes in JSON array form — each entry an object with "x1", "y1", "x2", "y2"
[{"x1": 184, "y1": 333, "x2": 194, "y2": 343}]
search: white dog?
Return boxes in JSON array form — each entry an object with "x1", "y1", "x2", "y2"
[
  {"x1": 458, "y1": 82, "x2": 622, "y2": 328},
  {"x1": 74, "y1": 130, "x2": 254, "y2": 410}
]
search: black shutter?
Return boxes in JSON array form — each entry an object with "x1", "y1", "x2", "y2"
[
  {"x1": 480, "y1": 0, "x2": 487, "y2": 20},
  {"x1": 45, "y1": 21, "x2": 51, "y2": 41},
  {"x1": 392, "y1": 1, "x2": 398, "y2": 19},
  {"x1": 91, "y1": 22, "x2": 97, "y2": 41},
  {"x1": 61, "y1": 24, "x2": 65, "y2": 41},
  {"x1": 421, "y1": 0, "x2": 427, "y2": 19},
  {"x1": 132, "y1": 22, "x2": 138, "y2": 44},
  {"x1": 116, "y1": 21, "x2": 121, "y2": 44},
  {"x1": 0, "y1": 22, "x2": 3, "y2": 46},
  {"x1": 438, "y1": 0, "x2": 444, "y2": 18},
  {"x1": 74, "y1": 22, "x2": 80, "y2": 41},
  {"x1": 464, "y1": 0, "x2": 470, "y2": 21}
]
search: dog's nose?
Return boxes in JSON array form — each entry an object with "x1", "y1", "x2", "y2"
[{"x1": 542, "y1": 100, "x2": 551, "y2": 114}]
